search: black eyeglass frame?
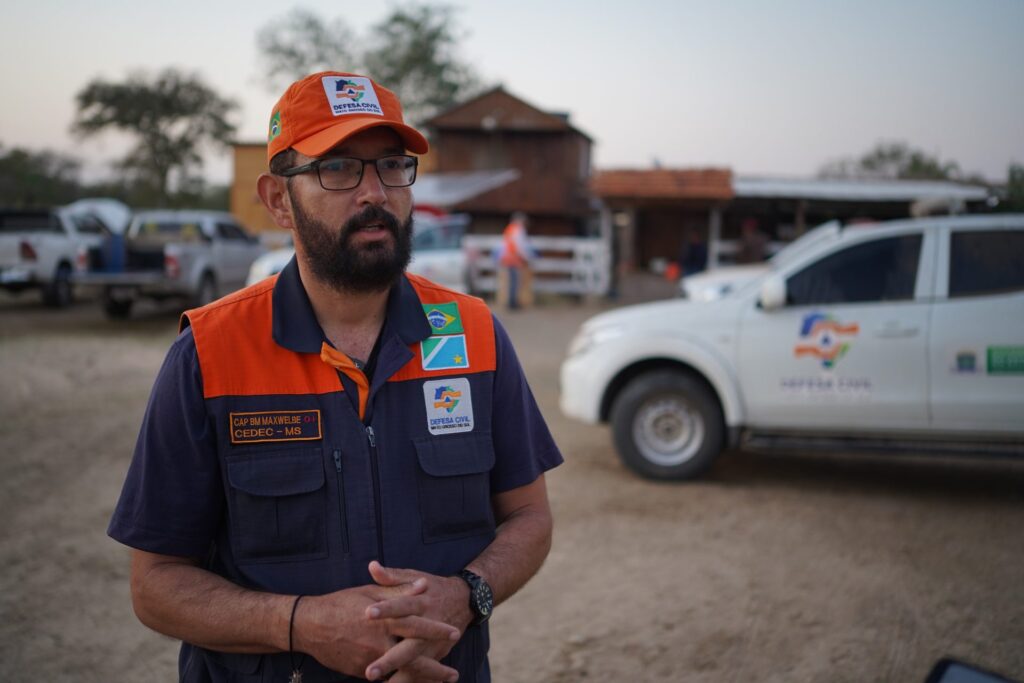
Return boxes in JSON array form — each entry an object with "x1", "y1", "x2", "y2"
[{"x1": 277, "y1": 155, "x2": 418, "y2": 191}]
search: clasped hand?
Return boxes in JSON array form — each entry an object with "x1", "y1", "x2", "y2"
[{"x1": 293, "y1": 562, "x2": 471, "y2": 682}]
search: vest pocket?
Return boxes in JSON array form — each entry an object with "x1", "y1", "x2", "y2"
[
  {"x1": 413, "y1": 433, "x2": 496, "y2": 544},
  {"x1": 225, "y1": 449, "x2": 327, "y2": 562}
]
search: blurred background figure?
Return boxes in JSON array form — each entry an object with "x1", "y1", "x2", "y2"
[
  {"x1": 679, "y1": 228, "x2": 708, "y2": 276},
  {"x1": 736, "y1": 218, "x2": 768, "y2": 263},
  {"x1": 495, "y1": 211, "x2": 537, "y2": 310}
]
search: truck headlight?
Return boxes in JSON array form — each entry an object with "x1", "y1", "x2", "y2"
[{"x1": 567, "y1": 325, "x2": 624, "y2": 357}]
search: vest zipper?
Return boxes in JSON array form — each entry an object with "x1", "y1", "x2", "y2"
[
  {"x1": 366, "y1": 425, "x2": 385, "y2": 564},
  {"x1": 332, "y1": 449, "x2": 349, "y2": 553}
]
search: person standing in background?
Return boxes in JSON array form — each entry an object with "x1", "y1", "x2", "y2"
[{"x1": 495, "y1": 212, "x2": 537, "y2": 310}]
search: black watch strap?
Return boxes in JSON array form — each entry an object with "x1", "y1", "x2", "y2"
[{"x1": 457, "y1": 569, "x2": 494, "y2": 625}]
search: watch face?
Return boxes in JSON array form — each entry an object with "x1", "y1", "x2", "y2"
[{"x1": 475, "y1": 584, "x2": 493, "y2": 615}]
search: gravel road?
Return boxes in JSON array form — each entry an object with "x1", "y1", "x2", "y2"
[{"x1": 1, "y1": 282, "x2": 1021, "y2": 682}]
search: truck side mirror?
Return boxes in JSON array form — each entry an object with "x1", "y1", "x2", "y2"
[{"x1": 758, "y1": 275, "x2": 787, "y2": 311}]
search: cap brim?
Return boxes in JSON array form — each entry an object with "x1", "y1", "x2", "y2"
[{"x1": 292, "y1": 119, "x2": 429, "y2": 157}]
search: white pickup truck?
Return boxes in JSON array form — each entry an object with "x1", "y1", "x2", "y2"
[
  {"x1": 0, "y1": 207, "x2": 108, "y2": 307},
  {"x1": 75, "y1": 210, "x2": 265, "y2": 318},
  {"x1": 560, "y1": 214, "x2": 1024, "y2": 479}
]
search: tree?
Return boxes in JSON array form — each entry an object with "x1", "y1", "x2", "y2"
[
  {"x1": 0, "y1": 144, "x2": 82, "y2": 207},
  {"x1": 72, "y1": 69, "x2": 237, "y2": 205},
  {"x1": 363, "y1": 4, "x2": 480, "y2": 124},
  {"x1": 819, "y1": 142, "x2": 962, "y2": 181},
  {"x1": 256, "y1": 3, "x2": 480, "y2": 125},
  {"x1": 256, "y1": 8, "x2": 355, "y2": 88}
]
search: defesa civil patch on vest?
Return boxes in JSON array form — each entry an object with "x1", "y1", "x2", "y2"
[
  {"x1": 230, "y1": 410, "x2": 322, "y2": 444},
  {"x1": 422, "y1": 378, "x2": 474, "y2": 434}
]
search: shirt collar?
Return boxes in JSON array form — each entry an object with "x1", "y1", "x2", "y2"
[{"x1": 272, "y1": 256, "x2": 432, "y2": 353}]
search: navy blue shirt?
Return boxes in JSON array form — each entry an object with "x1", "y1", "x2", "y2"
[{"x1": 109, "y1": 261, "x2": 562, "y2": 682}]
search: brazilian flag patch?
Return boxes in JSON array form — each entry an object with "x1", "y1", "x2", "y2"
[
  {"x1": 422, "y1": 302, "x2": 463, "y2": 335},
  {"x1": 269, "y1": 110, "x2": 282, "y2": 142}
]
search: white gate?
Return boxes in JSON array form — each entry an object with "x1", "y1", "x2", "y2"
[{"x1": 463, "y1": 235, "x2": 611, "y2": 296}]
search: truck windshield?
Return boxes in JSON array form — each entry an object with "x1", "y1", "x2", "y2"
[{"x1": 768, "y1": 220, "x2": 841, "y2": 269}]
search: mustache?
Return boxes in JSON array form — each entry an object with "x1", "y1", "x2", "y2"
[{"x1": 341, "y1": 205, "x2": 402, "y2": 238}]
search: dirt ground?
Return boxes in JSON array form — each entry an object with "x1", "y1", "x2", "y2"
[{"x1": 1, "y1": 281, "x2": 1022, "y2": 683}]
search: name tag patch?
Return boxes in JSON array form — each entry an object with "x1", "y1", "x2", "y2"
[
  {"x1": 230, "y1": 410, "x2": 322, "y2": 444},
  {"x1": 423, "y1": 378, "x2": 474, "y2": 435}
]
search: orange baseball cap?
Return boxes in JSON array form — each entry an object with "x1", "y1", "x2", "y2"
[{"x1": 267, "y1": 71, "x2": 429, "y2": 162}]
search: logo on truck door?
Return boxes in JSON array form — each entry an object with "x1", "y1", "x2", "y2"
[{"x1": 793, "y1": 312, "x2": 860, "y2": 369}]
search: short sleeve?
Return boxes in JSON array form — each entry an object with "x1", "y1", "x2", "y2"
[
  {"x1": 488, "y1": 315, "x2": 563, "y2": 492},
  {"x1": 107, "y1": 328, "x2": 224, "y2": 558}
]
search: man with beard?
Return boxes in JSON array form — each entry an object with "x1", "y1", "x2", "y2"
[{"x1": 108, "y1": 72, "x2": 562, "y2": 683}]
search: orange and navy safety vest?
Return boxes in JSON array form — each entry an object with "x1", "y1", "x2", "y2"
[{"x1": 178, "y1": 260, "x2": 503, "y2": 680}]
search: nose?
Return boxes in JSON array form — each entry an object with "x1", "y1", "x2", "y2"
[{"x1": 354, "y1": 160, "x2": 387, "y2": 205}]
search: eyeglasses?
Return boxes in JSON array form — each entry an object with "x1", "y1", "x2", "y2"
[{"x1": 278, "y1": 155, "x2": 418, "y2": 191}]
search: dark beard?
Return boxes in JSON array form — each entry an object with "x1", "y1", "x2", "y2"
[{"x1": 290, "y1": 195, "x2": 413, "y2": 293}]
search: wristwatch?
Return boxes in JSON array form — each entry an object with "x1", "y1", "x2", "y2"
[{"x1": 457, "y1": 569, "x2": 494, "y2": 625}]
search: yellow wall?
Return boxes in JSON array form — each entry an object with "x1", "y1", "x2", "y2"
[{"x1": 231, "y1": 143, "x2": 279, "y2": 234}]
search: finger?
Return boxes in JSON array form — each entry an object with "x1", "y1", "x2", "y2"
[
  {"x1": 366, "y1": 641, "x2": 458, "y2": 683},
  {"x1": 392, "y1": 655, "x2": 460, "y2": 683},
  {"x1": 387, "y1": 615, "x2": 461, "y2": 643},
  {"x1": 369, "y1": 561, "x2": 429, "y2": 589},
  {"x1": 365, "y1": 595, "x2": 426, "y2": 620}
]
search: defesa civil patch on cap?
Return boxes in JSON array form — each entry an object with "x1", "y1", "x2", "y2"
[
  {"x1": 423, "y1": 378, "x2": 473, "y2": 435},
  {"x1": 321, "y1": 76, "x2": 383, "y2": 117}
]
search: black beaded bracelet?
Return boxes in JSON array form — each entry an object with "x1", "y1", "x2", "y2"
[{"x1": 289, "y1": 595, "x2": 306, "y2": 683}]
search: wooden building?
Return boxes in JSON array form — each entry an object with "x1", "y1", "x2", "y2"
[
  {"x1": 424, "y1": 87, "x2": 595, "y2": 236},
  {"x1": 592, "y1": 169, "x2": 734, "y2": 272}
]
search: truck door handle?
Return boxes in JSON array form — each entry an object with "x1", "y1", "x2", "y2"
[{"x1": 875, "y1": 325, "x2": 919, "y2": 339}]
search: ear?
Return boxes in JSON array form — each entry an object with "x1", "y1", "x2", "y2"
[{"x1": 256, "y1": 173, "x2": 296, "y2": 230}]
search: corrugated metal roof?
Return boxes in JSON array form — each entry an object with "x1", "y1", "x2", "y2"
[
  {"x1": 592, "y1": 168, "x2": 734, "y2": 200},
  {"x1": 413, "y1": 169, "x2": 520, "y2": 208},
  {"x1": 734, "y1": 176, "x2": 990, "y2": 202}
]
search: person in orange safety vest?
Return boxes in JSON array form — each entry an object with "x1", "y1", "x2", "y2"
[{"x1": 494, "y1": 212, "x2": 537, "y2": 310}]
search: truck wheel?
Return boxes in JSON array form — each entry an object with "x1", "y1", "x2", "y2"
[
  {"x1": 43, "y1": 263, "x2": 73, "y2": 308},
  {"x1": 610, "y1": 370, "x2": 724, "y2": 480},
  {"x1": 191, "y1": 273, "x2": 217, "y2": 308},
  {"x1": 102, "y1": 292, "x2": 133, "y2": 319}
]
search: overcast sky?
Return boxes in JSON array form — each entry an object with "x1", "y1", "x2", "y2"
[{"x1": 2, "y1": 0, "x2": 1022, "y2": 184}]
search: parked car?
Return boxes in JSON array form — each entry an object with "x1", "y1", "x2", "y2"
[
  {"x1": 245, "y1": 209, "x2": 471, "y2": 291},
  {"x1": 0, "y1": 207, "x2": 108, "y2": 307},
  {"x1": 561, "y1": 214, "x2": 1024, "y2": 480},
  {"x1": 74, "y1": 210, "x2": 264, "y2": 318}
]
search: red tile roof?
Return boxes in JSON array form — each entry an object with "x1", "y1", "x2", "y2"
[{"x1": 592, "y1": 168, "x2": 734, "y2": 201}]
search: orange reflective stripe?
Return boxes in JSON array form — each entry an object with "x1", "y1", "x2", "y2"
[
  {"x1": 320, "y1": 343, "x2": 369, "y2": 420},
  {"x1": 185, "y1": 277, "x2": 343, "y2": 399}
]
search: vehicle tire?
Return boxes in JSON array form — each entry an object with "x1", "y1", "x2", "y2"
[
  {"x1": 191, "y1": 273, "x2": 217, "y2": 308},
  {"x1": 102, "y1": 290, "x2": 133, "y2": 319},
  {"x1": 43, "y1": 263, "x2": 73, "y2": 308},
  {"x1": 610, "y1": 370, "x2": 724, "y2": 480}
]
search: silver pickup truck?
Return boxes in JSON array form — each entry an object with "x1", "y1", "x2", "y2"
[
  {"x1": 0, "y1": 207, "x2": 108, "y2": 307},
  {"x1": 75, "y1": 210, "x2": 265, "y2": 318}
]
